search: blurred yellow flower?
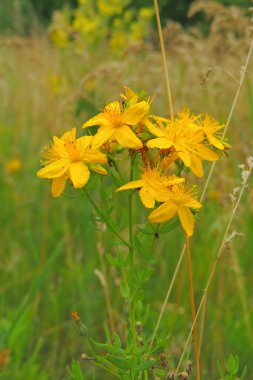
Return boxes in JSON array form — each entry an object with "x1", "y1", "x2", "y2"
[
  {"x1": 49, "y1": 29, "x2": 69, "y2": 48},
  {"x1": 148, "y1": 184, "x2": 202, "y2": 236},
  {"x1": 139, "y1": 7, "x2": 154, "y2": 20},
  {"x1": 5, "y1": 158, "x2": 22, "y2": 174},
  {"x1": 117, "y1": 167, "x2": 184, "y2": 208},
  {"x1": 37, "y1": 128, "x2": 107, "y2": 197},
  {"x1": 83, "y1": 100, "x2": 149, "y2": 149}
]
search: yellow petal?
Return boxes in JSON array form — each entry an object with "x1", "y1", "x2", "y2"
[
  {"x1": 77, "y1": 135, "x2": 93, "y2": 149},
  {"x1": 82, "y1": 113, "x2": 108, "y2": 128},
  {"x1": 61, "y1": 128, "x2": 76, "y2": 142},
  {"x1": 145, "y1": 119, "x2": 165, "y2": 137},
  {"x1": 185, "y1": 198, "x2": 202, "y2": 209},
  {"x1": 53, "y1": 136, "x2": 67, "y2": 157},
  {"x1": 123, "y1": 101, "x2": 149, "y2": 125},
  {"x1": 148, "y1": 200, "x2": 177, "y2": 224},
  {"x1": 104, "y1": 101, "x2": 121, "y2": 113},
  {"x1": 92, "y1": 128, "x2": 115, "y2": 148},
  {"x1": 189, "y1": 153, "x2": 203, "y2": 177},
  {"x1": 83, "y1": 149, "x2": 108, "y2": 164},
  {"x1": 115, "y1": 125, "x2": 143, "y2": 149},
  {"x1": 147, "y1": 137, "x2": 173, "y2": 149},
  {"x1": 196, "y1": 145, "x2": 219, "y2": 161},
  {"x1": 51, "y1": 176, "x2": 66, "y2": 197},
  {"x1": 178, "y1": 150, "x2": 191, "y2": 167},
  {"x1": 122, "y1": 86, "x2": 137, "y2": 100},
  {"x1": 117, "y1": 179, "x2": 144, "y2": 192},
  {"x1": 69, "y1": 162, "x2": 90, "y2": 188},
  {"x1": 89, "y1": 164, "x2": 108, "y2": 175},
  {"x1": 207, "y1": 134, "x2": 224, "y2": 150},
  {"x1": 37, "y1": 158, "x2": 70, "y2": 179},
  {"x1": 177, "y1": 206, "x2": 195, "y2": 236},
  {"x1": 139, "y1": 187, "x2": 155, "y2": 208},
  {"x1": 163, "y1": 175, "x2": 185, "y2": 186}
]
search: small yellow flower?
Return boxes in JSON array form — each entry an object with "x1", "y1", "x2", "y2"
[
  {"x1": 37, "y1": 128, "x2": 107, "y2": 197},
  {"x1": 148, "y1": 184, "x2": 202, "y2": 236},
  {"x1": 200, "y1": 114, "x2": 226, "y2": 150},
  {"x1": 5, "y1": 158, "x2": 22, "y2": 174},
  {"x1": 82, "y1": 100, "x2": 149, "y2": 149},
  {"x1": 116, "y1": 167, "x2": 184, "y2": 208},
  {"x1": 147, "y1": 110, "x2": 219, "y2": 177}
]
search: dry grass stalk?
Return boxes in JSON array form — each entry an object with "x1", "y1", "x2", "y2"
[
  {"x1": 185, "y1": 235, "x2": 200, "y2": 380},
  {"x1": 153, "y1": 0, "x2": 174, "y2": 118}
]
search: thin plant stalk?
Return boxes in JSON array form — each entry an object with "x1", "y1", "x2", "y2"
[
  {"x1": 129, "y1": 154, "x2": 136, "y2": 337},
  {"x1": 185, "y1": 235, "x2": 200, "y2": 380},
  {"x1": 198, "y1": 291, "x2": 207, "y2": 359},
  {"x1": 176, "y1": 165, "x2": 252, "y2": 373},
  {"x1": 95, "y1": 244, "x2": 116, "y2": 335},
  {"x1": 83, "y1": 188, "x2": 131, "y2": 248},
  {"x1": 153, "y1": 0, "x2": 174, "y2": 118},
  {"x1": 150, "y1": 33, "x2": 253, "y2": 348}
]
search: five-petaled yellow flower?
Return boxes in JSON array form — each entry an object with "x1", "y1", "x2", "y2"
[
  {"x1": 82, "y1": 100, "x2": 149, "y2": 149},
  {"x1": 116, "y1": 167, "x2": 184, "y2": 208},
  {"x1": 148, "y1": 184, "x2": 202, "y2": 236},
  {"x1": 37, "y1": 128, "x2": 107, "y2": 197},
  {"x1": 147, "y1": 110, "x2": 219, "y2": 177}
]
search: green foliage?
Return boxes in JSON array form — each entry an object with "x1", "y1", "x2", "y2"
[{"x1": 217, "y1": 354, "x2": 247, "y2": 380}]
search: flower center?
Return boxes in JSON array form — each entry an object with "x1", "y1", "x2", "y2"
[{"x1": 105, "y1": 111, "x2": 123, "y2": 128}]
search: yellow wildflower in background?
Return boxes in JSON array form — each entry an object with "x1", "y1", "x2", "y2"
[
  {"x1": 117, "y1": 167, "x2": 184, "y2": 208},
  {"x1": 5, "y1": 158, "x2": 22, "y2": 174},
  {"x1": 83, "y1": 100, "x2": 149, "y2": 149},
  {"x1": 148, "y1": 184, "x2": 202, "y2": 236},
  {"x1": 37, "y1": 128, "x2": 107, "y2": 197}
]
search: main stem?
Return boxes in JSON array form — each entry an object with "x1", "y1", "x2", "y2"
[
  {"x1": 185, "y1": 235, "x2": 200, "y2": 380},
  {"x1": 129, "y1": 154, "x2": 135, "y2": 338}
]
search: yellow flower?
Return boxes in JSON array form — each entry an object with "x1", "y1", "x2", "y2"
[
  {"x1": 82, "y1": 100, "x2": 149, "y2": 149},
  {"x1": 200, "y1": 114, "x2": 226, "y2": 150},
  {"x1": 147, "y1": 110, "x2": 219, "y2": 177},
  {"x1": 5, "y1": 158, "x2": 22, "y2": 174},
  {"x1": 116, "y1": 166, "x2": 184, "y2": 208},
  {"x1": 37, "y1": 128, "x2": 107, "y2": 197},
  {"x1": 148, "y1": 184, "x2": 202, "y2": 236}
]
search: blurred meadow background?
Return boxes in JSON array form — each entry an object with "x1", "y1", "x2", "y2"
[{"x1": 1, "y1": 0, "x2": 253, "y2": 379}]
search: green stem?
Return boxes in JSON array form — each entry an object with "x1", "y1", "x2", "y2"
[
  {"x1": 128, "y1": 154, "x2": 136, "y2": 339},
  {"x1": 85, "y1": 338, "x2": 121, "y2": 378},
  {"x1": 83, "y1": 188, "x2": 131, "y2": 248}
]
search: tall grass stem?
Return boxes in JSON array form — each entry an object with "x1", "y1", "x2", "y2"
[
  {"x1": 153, "y1": 0, "x2": 174, "y2": 118},
  {"x1": 185, "y1": 235, "x2": 200, "y2": 380}
]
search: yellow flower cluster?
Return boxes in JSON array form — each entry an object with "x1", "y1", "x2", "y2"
[
  {"x1": 38, "y1": 87, "x2": 228, "y2": 236},
  {"x1": 48, "y1": 1, "x2": 154, "y2": 53}
]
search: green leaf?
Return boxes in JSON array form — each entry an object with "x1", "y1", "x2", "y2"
[
  {"x1": 105, "y1": 354, "x2": 131, "y2": 370},
  {"x1": 134, "y1": 235, "x2": 150, "y2": 259},
  {"x1": 159, "y1": 219, "x2": 180, "y2": 234},
  {"x1": 120, "y1": 279, "x2": 130, "y2": 299},
  {"x1": 226, "y1": 354, "x2": 239, "y2": 375},
  {"x1": 106, "y1": 252, "x2": 125, "y2": 268},
  {"x1": 70, "y1": 360, "x2": 84, "y2": 380}
]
